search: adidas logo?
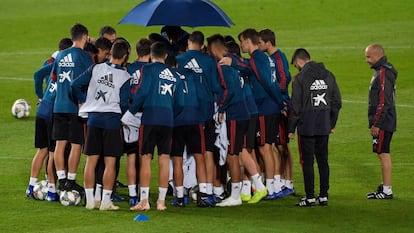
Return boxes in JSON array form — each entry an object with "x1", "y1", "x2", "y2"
[
  {"x1": 159, "y1": 68, "x2": 176, "y2": 82},
  {"x1": 58, "y1": 53, "x2": 75, "y2": 67},
  {"x1": 97, "y1": 73, "x2": 115, "y2": 88},
  {"x1": 310, "y1": 79, "x2": 328, "y2": 90},
  {"x1": 184, "y1": 58, "x2": 203, "y2": 73}
]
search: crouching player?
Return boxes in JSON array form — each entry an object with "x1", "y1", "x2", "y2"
[{"x1": 71, "y1": 40, "x2": 131, "y2": 210}]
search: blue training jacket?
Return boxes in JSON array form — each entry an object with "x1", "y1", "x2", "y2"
[
  {"x1": 173, "y1": 68, "x2": 205, "y2": 126},
  {"x1": 129, "y1": 62, "x2": 182, "y2": 127},
  {"x1": 176, "y1": 50, "x2": 223, "y2": 120},
  {"x1": 51, "y1": 47, "x2": 93, "y2": 113},
  {"x1": 269, "y1": 49, "x2": 292, "y2": 105},
  {"x1": 217, "y1": 63, "x2": 249, "y2": 121}
]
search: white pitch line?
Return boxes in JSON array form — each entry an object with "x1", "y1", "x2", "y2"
[{"x1": 0, "y1": 76, "x2": 32, "y2": 81}]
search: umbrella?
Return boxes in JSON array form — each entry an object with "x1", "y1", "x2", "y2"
[{"x1": 119, "y1": 0, "x2": 234, "y2": 28}]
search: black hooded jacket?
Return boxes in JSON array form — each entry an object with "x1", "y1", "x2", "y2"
[
  {"x1": 288, "y1": 61, "x2": 342, "y2": 136},
  {"x1": 368, "y1": 56, "x2": 397, "y2": 132}
]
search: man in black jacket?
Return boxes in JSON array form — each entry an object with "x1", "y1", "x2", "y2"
[
  {"x1": 288, "y1": 48, "x2": 342, "y2": 207},
  {"x1": 365, "y1": 44, "x2": 397, "y2": 199}
]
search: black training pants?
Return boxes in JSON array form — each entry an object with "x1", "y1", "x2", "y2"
[{"x1": 298, "y1": 135, "x2": 330, "y2": 198}]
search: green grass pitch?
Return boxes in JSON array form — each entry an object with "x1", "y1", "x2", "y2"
[{"x1": 0, "y1": 0, "x2": 413, "y2": 232}]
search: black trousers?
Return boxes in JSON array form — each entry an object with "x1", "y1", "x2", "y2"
[{"x1": 298, "y1": 135, "x2": 330, "y2": 198}]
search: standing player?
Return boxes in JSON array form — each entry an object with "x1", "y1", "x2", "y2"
[
  {"x1": 50, "y1": 23, "x2": 93, "y2": 194},
  {"x1": 238, "y1": 28, "x2": 284, "y2": 199},
  {"x1": 26, "y1": 38, "x2": 73, "y2": 199},
  {"x1": 129, "y1": 42, "x2": 182, "y2": 211},
  {"x1": 365, "y1": 44, "x2": 397, "y2": 199},
  {"x1": 99, "y1": 26, "x2": 117, "y2": 43},
  {"x1": 72, "y1": 40, "x2": 131, "y2": 210},
  {"x1": 125, "y1": 38, "x2": 151, "y2": 206},
  {"x1": 176, "y1": 31, "x2": 223, "y2": 206},
  {"x1": 259, "y1": 29, "x2": 295, "y2": 196},
  {"x1": 288, "y1": 48, "x2": 342, "y2": 207}
]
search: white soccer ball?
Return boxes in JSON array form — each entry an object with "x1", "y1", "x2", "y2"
[
  {"x1": 11, "y1": 99, "x2": 31, "y2": 119},
  {"x1": 33, "y1": 180, "x2": 48, "y2": 200},
  {"x1": 59, "y1": 190, "x2": 81, "y2": 206}
]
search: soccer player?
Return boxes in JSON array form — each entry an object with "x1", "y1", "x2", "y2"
[
  {"x1": 50, "y1": 23, "x2": 93, "y2": 195},
  {"x1": 288, "y1": 48, "x2": 342, "y2": 207},
  {"x1": 71, "y1": 40, "x2": 131, "y2": 210},
  {"x1": 238, "y1": 28, "x2": 284, "y2": 200},
  {"x1": 365, "y1": 44, "x2": 397, "y2": 199},
  {"x1": 176, "y1": 31, "x2": 223, "y2": 205},
  {"x1": 129, "y1": 42, "x2": 182, "y2": 211},
  {"x1": 209, "y1": 35, "x2": 268, "y2": 206},
  {"x1": 99, "y1": 26, "x2": 117, "y2": 43},
  {"x1": 94, "y1": 37, "x2": 112, "y2": 63},
  {"x1": 125, "y1": 38, "x2": 151, "y2": 206},
  {"x1": 166, "y1": 55, "x2": 209, "y2": 207},
  {"x1": 259, "y1": 29, "x2": 295, "y2": 196}
]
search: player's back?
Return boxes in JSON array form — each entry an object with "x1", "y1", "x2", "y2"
[{"x1": 52, "y1": 47, "x2": 93, "y2": 113}]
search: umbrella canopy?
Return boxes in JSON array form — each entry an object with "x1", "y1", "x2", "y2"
[{"x1": 119, "y1": 0, "x2": 234, "y2": 28}]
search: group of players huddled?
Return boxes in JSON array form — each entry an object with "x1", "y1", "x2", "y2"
[{"x1": 26, "y1": 23, "x2": 299, "y2": 211}]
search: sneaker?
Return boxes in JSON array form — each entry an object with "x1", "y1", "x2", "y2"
[
  {"x1": 282, "y1": 187, "x2": 296, "y2": 196},
  {"x1": 99, "y1": 201, "x2": 120, "y2": 211},
  {"x1": 197, "y1": 193, "x2": 215, "y2": 207},
  {"x1": 240, "y1": 193, "x2": 252, "y2": 202},
  {"x1": 111, "y1": 193, "x2": 125, "y2": 202},
  {"x1": 26, "y1": 185, "x2": 34, "y2": 198},
  {"x1": 296, "y1": 197, "x2": 316, "y2": 207},
  {"x1": 274, "y1": 190, "x2": 285, "y2": 199},
  {"x1": 216, "y1": 196, "x2": 242, "y2": 207},
  {"x1": 316, "y1": 196, "x2": 328, "y2": 206},
  {"x1": 64, "y1": 180, "x2": 84, "y2": 194},
  {"x1": 265, "y1": 191, "x2": 284, "y2": 200},
  {"x1": 367, "y1": 184, "x2": 393, "y2": 199},
  {"x1": 58, "y1": 179, "x2": 67, "y2": 192},
  {"x1": 248, "y1": 188, "x2": 268, "y2": 204},
  {"x1": 45, "y1": 192, "x2": 59, "y2": 202},
  {"x1": 115, "y1": 180, "x2": 128, "y2": 188},
  {"x1": 129, "y1": 196, "x2": 138, "y2": 207},
  {"x1": 171, "y1": 197, "x2": 185, "y2": 207},
  {"x1": 86, "y1": 201, "x2": 101, "y2": 210},
  {"x1": 212, "y1": 192, "x2": 227, "y2": 204}
]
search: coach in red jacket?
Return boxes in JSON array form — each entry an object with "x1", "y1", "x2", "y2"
[{"x1": 365, "y1": 44, "x2": 397, "y2": 200}]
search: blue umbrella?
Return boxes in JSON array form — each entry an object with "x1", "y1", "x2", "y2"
[{"x1": 119, "y1": 0, "x2": 234, "y2": 28}]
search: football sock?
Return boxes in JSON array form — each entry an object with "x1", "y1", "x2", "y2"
[
  {"x1": 230, "y1": 182, "x2": 241, "y2": 200},
  {"x1": 67, "y1": 172, "x2": 76, "y2": 181},
  {"x1": 48, "y1": 183, "x2": 56, "y2": 193},
  {"x1": 158, "y1": 187, "x2": 167, "y2": 201},
  {"x1": 199, "y1": 183, "x2": 208, "y2": 194},
  {"x1": 29, "y1": 177, "x2": 38, "y2": 186},
  {"x1": 102, "y1": 189, "x2": 112, "y2": 205},
  {"x1": 140, "y1": 187, "x2": 149, "y2": 201},
  {"x1": 252, "y1": 174, "x2": 265, "y2": 191},
  {"x1": 241, "y1": 180, "x2": 251, "y2": 195},
  {"x1": 266, "y1": 179, "x2": 275, "y2": 194},
  {"x1": 85, "y1": 188, "x2": 94, "y2": 204},
  {"x1": 175, "y1": 186, "x2": 184, "y2": 198},
  {"x1": 128, "y1": 184, "x2": 137, "y2": 197},
  {"x1": 274, "y1": 175, "x2": 282, "y2": 192},
  {"x1": 56, "y1": 170, "x2": 66, "y2": 180},
  {"x1": 213, "y1": 186, "x2": 224, "y2": 196},
  {"x1": 94, "y1": 184, "x2": 102, "y2": 201},
  {"x1": 206, "y1": 183, "x2": 213, "y2": 195},
  {"x1": 281, "y1": 179, "x2": 286, "y2": 186},
  {"x1": 383, "y1": 185, "x2": 392, "y2": 195}
]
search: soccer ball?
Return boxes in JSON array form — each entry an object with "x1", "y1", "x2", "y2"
[
  {"x1": 33, "y1": 180, "x2": 48, "y2": 200},
  {"x1": 11, "y1": 99, "x2": 31, "y2": 118},
  {"x1": 59, "y1": 190, "x2": 81, "y2": 206}
]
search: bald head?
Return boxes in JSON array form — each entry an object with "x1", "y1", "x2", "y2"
[{"x1": 365, "y1": 44, "x2": 384, "y2": 66}]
